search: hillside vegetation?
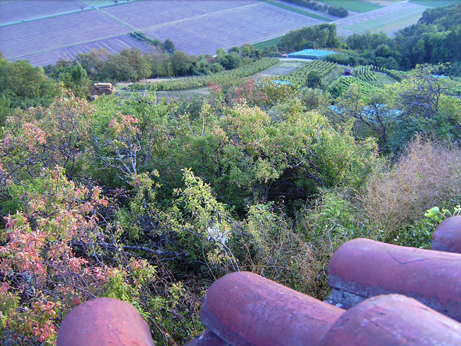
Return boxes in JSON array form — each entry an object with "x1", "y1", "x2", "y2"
[{"x1": 1, "y1": 6, "x2": 461, "y2": 346}]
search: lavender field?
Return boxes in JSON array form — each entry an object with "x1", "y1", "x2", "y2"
[
  {"x1": 0, "y1": 0, "x2": 82, "y2": 25},
  {"x1": 0, "y1": 10, "x2": 131, "y2": 60},
  {"x1": 11, "y1": 34, "x2": 156, "y2": 67},
  {"x1": 140, "y1": 2, "x2": 323, "y2": 56}
]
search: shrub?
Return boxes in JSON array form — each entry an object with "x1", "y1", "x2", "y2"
[
  {"x1": 328, "y1": 6, "x2": 348, "y2": 18},
  {"x1": 360, "y1": 136, "x2": 461, "y2": 242}
]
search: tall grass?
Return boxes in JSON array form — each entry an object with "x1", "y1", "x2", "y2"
[{"x1": 361, "y1": 136, "x2": 461, "y2": 241}]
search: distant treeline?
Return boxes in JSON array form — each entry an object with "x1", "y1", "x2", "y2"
[
  {"x1": 43, "y1": 40, "x2": 276, "y2": 85},
  {"x1": 281, "y1": 0, "x2": 348, "y2": 17},
  {"x1": 275, "y1": 5, "x2": 461, "y2": 75}
]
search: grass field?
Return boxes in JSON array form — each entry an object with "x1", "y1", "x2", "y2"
[
  {"x1": 254, "y1": 36, "x2": 283, "y2": 50},
  {"x1": 409, "y1": 0, "x2": 461, "y2": 7},
  {"x1": 336, "y1": 1, "x2": 427, "y2": 35},
  {"x1": 317, "y1": 0, "x2": 381, "y2": 12},
  {"x1": 344, "y1": 4, "x2": 427, "y2": 34}
]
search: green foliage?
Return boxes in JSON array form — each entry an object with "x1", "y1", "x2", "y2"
[
  {"x1": 306, "y1": 70, "x2": 322, "y2": 88},
  {"x1": 129, "y1": 31, "x2": 163, "y2": 48},
  {"x1": 279, "y1": 24, "x2": 340, "y2": 52},
  {"x1": 0, "y1": 57, "x2": 62, "y2": 109},
  {"x1": 3, "y1": 51, "x2": 461, "y2": 345}
]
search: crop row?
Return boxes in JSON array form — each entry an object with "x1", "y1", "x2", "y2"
[
  {"x1": 327, "y1": 75, "x2": 382, "y2": 98},
  {"x1": 355, "y1": 66, "x2": 377, "y2": 83},
  {"x1": 130, "y1": 58, "x2": 279, "y2": 91},
  {"x1": 370, "y1": 66, "x2": 403, "y2": 82},
  {"x1": 278, "y1": 60, "x2": 337, "y2": 87}
]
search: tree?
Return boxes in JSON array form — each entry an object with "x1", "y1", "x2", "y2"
[
  {"x1": 55, "y1": 62, "x2": 91, "y2": 98},
  {"x1": 216, "y1": 48, "x2": 226, "y2": 58},
  {"x1": 0, "y1": 58, "x2": 62, "y2": 109},
  {"x1": 218, "y1": 53, "x2": 242, "y2": 70},
  {"x1": 170, "y1": 51, "x2": 193, "y2": 76},
  {"x1": 306, "y1": 70, "x2": 322, "y2": 89},
  {"x1": 101, "y1": 53, "x2": 138, "y2": 82},
  {"x1": 75, "y1": 48, "x2": 109, "y2": 81},
  {"x1": 120, "y1": 47, "x2": 152, "y2": 80},
  {"x1": 163, "y1": 38, "x2": 175, "y2": 53}
]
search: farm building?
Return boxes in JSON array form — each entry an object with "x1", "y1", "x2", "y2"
[{"x1": 288, "y1": 49, "x2": 337, "y2": 60}]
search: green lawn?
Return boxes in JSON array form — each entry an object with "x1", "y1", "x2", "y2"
[
  {"x1": 254, "y1": 36, "x2": 283, "y2": 49},
  {"x1": 316, "y1": 0, "x2": 381, "y2": 12},
  {"x1": 345, "y1": 5, "x2": 426, "y2": 33},
  {"x1": 409, "y1": 0, "x2": 461, "y2": 7},
  {"x1": 259, "y1": 0, "x2": 333, "y2": 21}
]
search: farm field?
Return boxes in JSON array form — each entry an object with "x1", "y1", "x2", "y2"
[
  {"x1": 0, "y1": 0, "x2": 82, "y2": 25},
  {"x1": 316, "y1": 0, "x2": 381, "y2": 12},
  {"x1": 12, "y1": 34, "x2": 156, "y2": 66},
  {"x1": 0, "y1": 10, "x2": 131, "y2": 60},
  {"x1": 103, "y1": 1, "x2": 261, "y2": 30},
  {"x1": 336, "y1": 1, "x2": 427, "y2": 35},
  {"x1": 141, "y1": 2, "x2": 324, "y2": 56}
]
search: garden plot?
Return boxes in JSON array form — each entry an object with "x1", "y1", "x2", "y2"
[
  {"x1": 0, "y1": 10, "x2": 131, "y2": 60},
  {"x1": 0, "y1": 0, "x2": 82, "y2": 25},
  {"x1": 143, "y1": 2, "x2": 323, "y2": 56},
  {"x1": 12, "y1": 34, "x2": 154, "y2": 66}
]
